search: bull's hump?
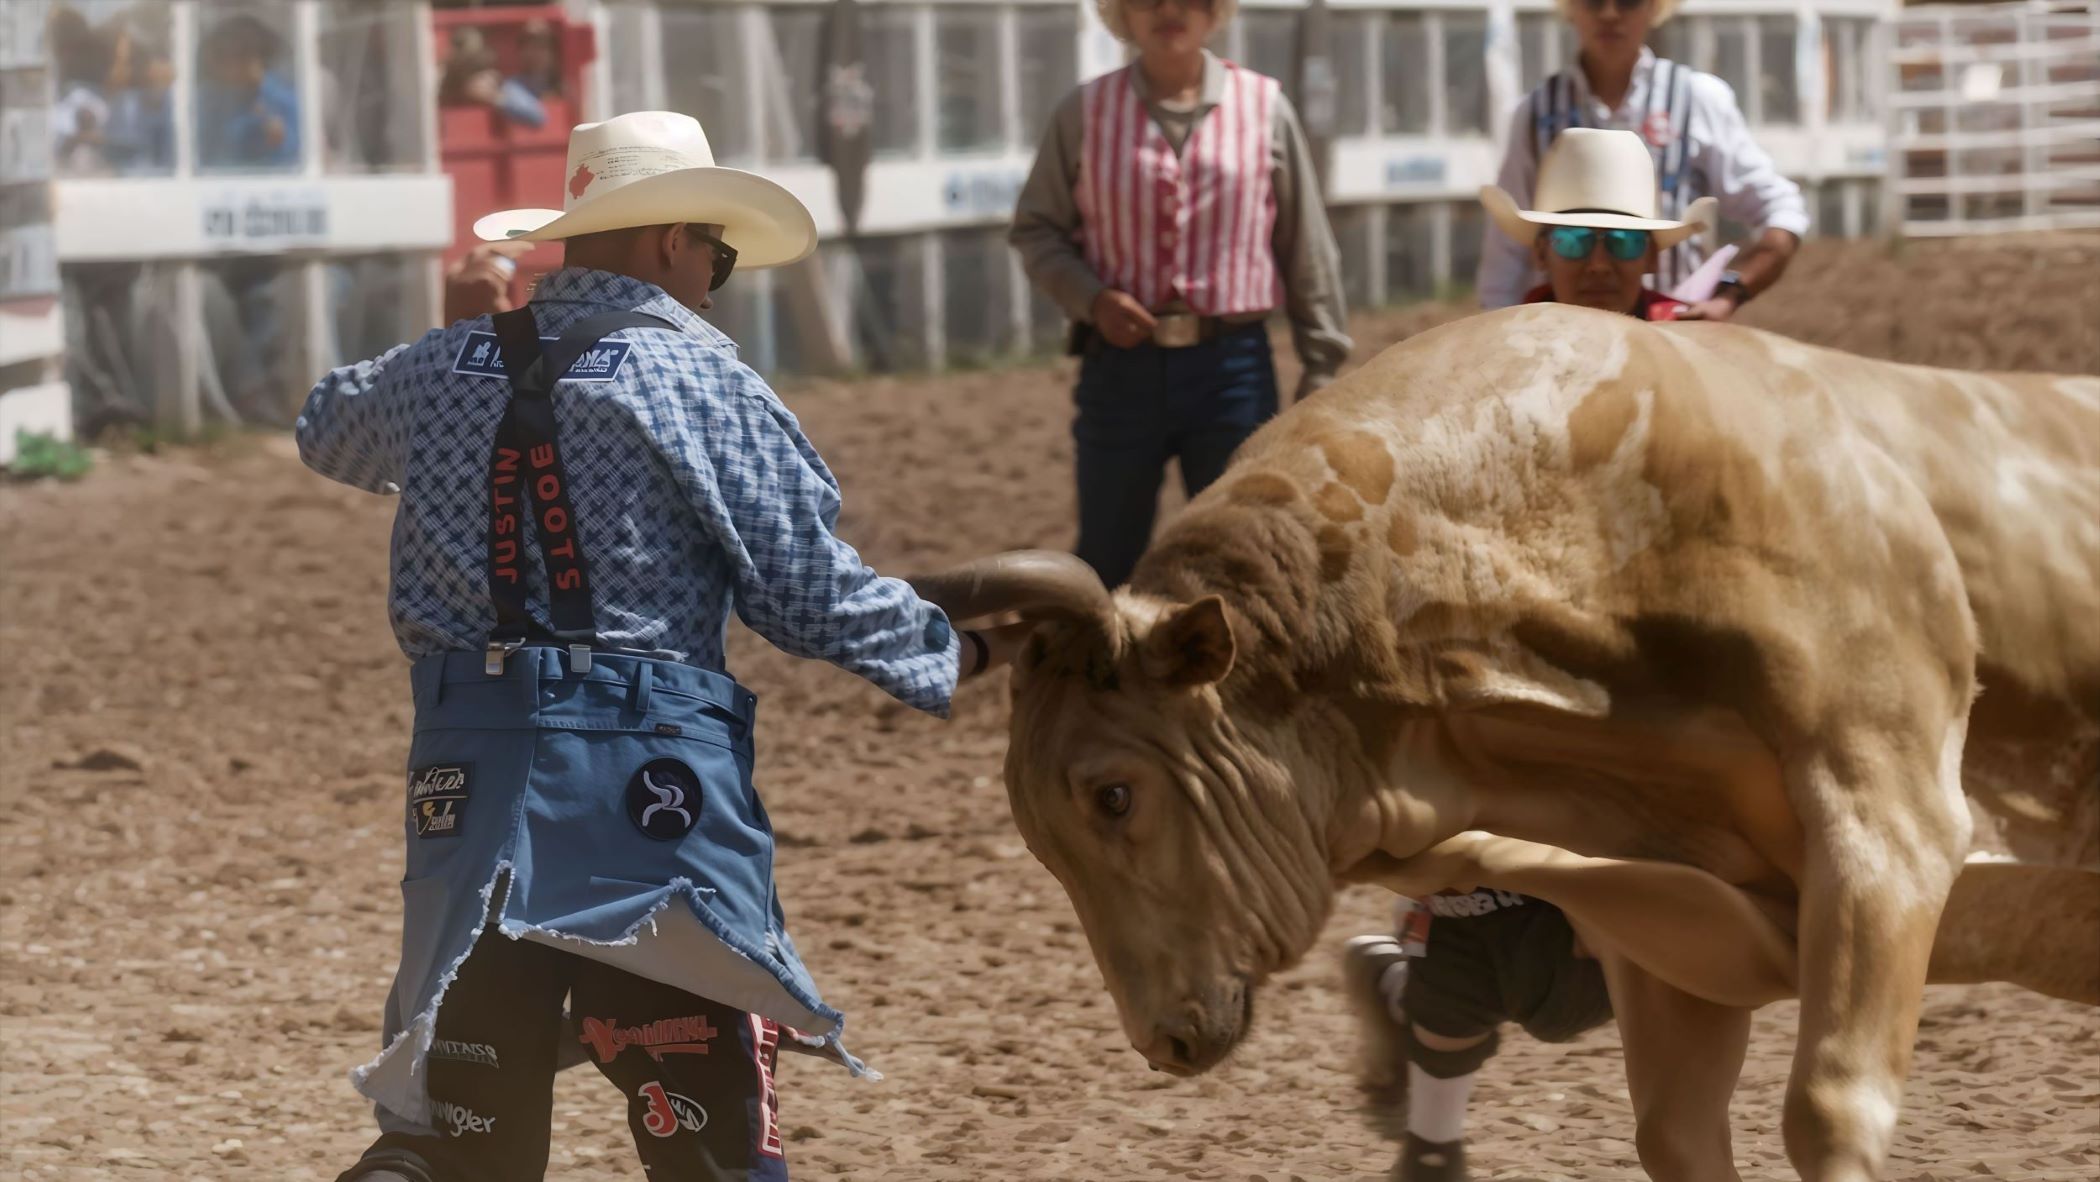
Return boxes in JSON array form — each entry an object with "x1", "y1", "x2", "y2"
[{"x1": 1312, "y1": 309, "x2": 1682, "y2": 605}]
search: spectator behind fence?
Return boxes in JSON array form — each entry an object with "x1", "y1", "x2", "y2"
[
  {"x1": 49, "y1": 6, "x2": 115, "y2": 174},
  {"x1": 1477, "y1": 0, "x2": 1808, "y2": 320},
  {"x1": 507, "y1": 19, "x2": 564, "y2": 114},
  {"x1": 1010, "y1": 0, "x2": 1352, "y2": 590},
  {"x1": 438, "y1": 23, "x2": 560, "y2": 129},
  {"x1": 198, "y1": 12, "x2": 300, "y2": 169},
  {"x1": 104, "y1": 29, "x2": 176, "y2": 174},
  {"x1": 48, "y1": 7, "x2": 173, "y2": 176}
]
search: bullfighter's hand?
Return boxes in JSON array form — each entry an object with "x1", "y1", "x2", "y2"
[
  {"x1": 1675, "y1": 295, "x2": 1740, "y2": 322},
  {"x1": 964, "y1": 621, "x2": 1037, "y2": 680},
  {"x1": 444, "y1": 242, "x2": 532, "y2": 325},
  {"x1": 1339, "y1": 832, "x2": 1498, "y2": 897},
  {"x1": 1090, "y1": 289, "x2": 1158, "y2": 349}
]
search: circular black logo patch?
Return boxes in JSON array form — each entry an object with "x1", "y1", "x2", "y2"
[{"x1": 626, "y1": 759, "x2": 701, "y2": 841}]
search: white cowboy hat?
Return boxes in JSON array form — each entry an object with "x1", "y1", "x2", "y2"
[
  {"x1": 473, "y1": 111, "x2": 817, "y2": 269},
  {"x1": 1552, "y1": 0, "x2": 1680, "y2": 24},
  {"x1": 1095, "y1": 0, "x2": 1239, "y2": 43},
  {"x1": 1480, "y1": 127, "x2": 1716, "y2": 249}
]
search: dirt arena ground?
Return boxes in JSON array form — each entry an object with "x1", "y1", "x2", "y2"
[{"x1": 4, "y1": 234, "x2": 2097, "y2": 1180}]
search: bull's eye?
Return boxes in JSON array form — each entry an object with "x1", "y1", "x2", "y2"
[{"x1": 1095, "y1": 783, "x2": 1132, "y2": 819}]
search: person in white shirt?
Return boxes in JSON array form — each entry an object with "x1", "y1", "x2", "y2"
[{"x1": 1477, "y1": 0, "x2": 1809, "y2": 320}]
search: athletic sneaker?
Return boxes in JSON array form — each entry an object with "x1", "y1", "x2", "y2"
[{"x1": 1342, "y1": 934, "x2": 1414, "y2": 1109}]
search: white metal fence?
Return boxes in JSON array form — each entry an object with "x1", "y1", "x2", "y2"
[
  {"x1": 602, "y1": 0, "x2": 1897, "y2": 375},
  {"x1": 17, "y1": 0, "x2": 1910, "y2": 446},
  {"x1": 1889, "y1": 0, "x2": 2100, "y2": 236}
]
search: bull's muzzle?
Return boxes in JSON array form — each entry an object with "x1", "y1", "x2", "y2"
[{"x1": 1137, "y1": 975, "x2": 1253, "y2": 1076}]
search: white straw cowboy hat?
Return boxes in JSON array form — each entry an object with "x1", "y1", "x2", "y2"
[
  {"x1": 1552, "y1": 0, "x2": 1680, "y2": 23},
  {"x1": 1480, "y1": 128, "x2": 1715, "y2": 249},
  {"x1": 473, "y1": 111, "x2": 817, "y2": 269},
  {"x1": 1096, "y1": 0, "x2": 1239, "y2": 42}
]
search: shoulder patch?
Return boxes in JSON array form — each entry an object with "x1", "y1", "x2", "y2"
[{"x1": 451, "y1": 331, "x2": 635, "y2": 383}]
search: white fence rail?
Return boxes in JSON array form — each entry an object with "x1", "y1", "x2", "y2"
[{"x1": 1890, "y1": 0, "x2": 2100, "y2": 236}]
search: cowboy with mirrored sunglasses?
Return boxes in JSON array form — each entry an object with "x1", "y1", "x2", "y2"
[
  {"x1": 1477, "y1": 0, "x2": 1808, "y2": 319},
  {"x1": 1494, "y1": 128, "x2": 1718, "y2": 321}
]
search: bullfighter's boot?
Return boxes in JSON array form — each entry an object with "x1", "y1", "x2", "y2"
[
  {"x1": 1343, "y1": 933, "x2": 1414, "y2": 1107},
  {"x1": 1396, "y1": 1131, "x2": 1468, "y2": 1182}
]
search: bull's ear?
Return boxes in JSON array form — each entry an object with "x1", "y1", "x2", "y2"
[{"x1": 1141, "y1": 596, "x2": 1236, "y2": 687}]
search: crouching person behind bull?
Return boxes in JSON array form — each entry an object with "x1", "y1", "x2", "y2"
[
  {"x1": 1009, "y1": 0, "x2": 1352, "y2": 590},
  {"x1": 1341, "y1": 128, "x2": 1717, "y2": 1182},
  {"x1": 296, "y1": 111, "x2": 1024, "y2": 1182}
]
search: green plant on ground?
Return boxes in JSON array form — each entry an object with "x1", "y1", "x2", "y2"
[{"x1": 10, "y1": 430, "x2": 92, "y2": 481}]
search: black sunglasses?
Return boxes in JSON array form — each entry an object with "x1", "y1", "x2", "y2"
[
  {"x1": 686, "y1": 226, "x2": 738, "y2": 291},
  {"x1": 1580, "y1": 0, "x2": 1651, "y2": 12}
]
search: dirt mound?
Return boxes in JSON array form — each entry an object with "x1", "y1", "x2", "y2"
[
  {"x1": 1337, "y1": 232, "x2": 2100, "y2": 376},
  {"x1": 2, "y1": 233, "x2": 2094, "y2": 1180}
]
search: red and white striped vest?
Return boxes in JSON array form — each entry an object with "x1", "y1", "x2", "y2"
[{"x1": 1075, "y1": 62, "x2": 1281, "y2": 317}]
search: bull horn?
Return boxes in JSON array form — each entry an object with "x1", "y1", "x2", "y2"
[{"x1": 909, "y1": 550, "x2": 1117, "y2": 636}]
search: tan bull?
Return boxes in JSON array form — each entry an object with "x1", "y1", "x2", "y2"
[{"x1": 916, "y1": 304, "x2": 2100, "y2": 1182}]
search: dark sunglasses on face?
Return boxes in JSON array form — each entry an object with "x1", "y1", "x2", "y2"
[
  {"x1": 686, "y1": 226, "x2": 738, "y2": 291},
  {"x1": 1547, "y1": 225, "x2": 1652, "y2": 262},
  {"x1": 1580, "y1": 0, "x2": 1651, "y2": 13},
  {"x1": 1126, "y1": 0, "x2": 1217, "y2": 13}
]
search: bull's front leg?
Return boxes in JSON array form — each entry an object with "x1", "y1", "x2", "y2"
[
  {"x1": 1781, "y1": 727, "x2": 1970, "y2": 1182},
  {"x1": 1595, "y1": 949, "x2": 1752, "y2": 1182}
]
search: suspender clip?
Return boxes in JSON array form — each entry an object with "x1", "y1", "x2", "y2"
[
  {"x1": 484, "y1": 637, "x2": 525, "y2": 676},
  {"x1": 567, "y1": 644, "x2": 594, "y2": 674}
]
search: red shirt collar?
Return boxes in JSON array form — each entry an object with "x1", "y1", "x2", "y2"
[{"x1": 1521, "y1": 285, "x2": 1687, "y2": 322}]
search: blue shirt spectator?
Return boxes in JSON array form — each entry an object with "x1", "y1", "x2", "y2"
[{"x1": 198, "y1": 14, "x2": 300, "y2": 170}]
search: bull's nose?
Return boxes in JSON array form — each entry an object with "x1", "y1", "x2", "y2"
[
  {"x1": 1138, "y1": 1008, "x2": 1245, "y2": 1074},
  {"x1": 1137, "y1": 1022, "x2": 1209, "y2": 1076}
]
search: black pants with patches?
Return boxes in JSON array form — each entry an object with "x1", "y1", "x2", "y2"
[
  {"x1": 1400, "y1": 895, "x2": 1615, "y2": 1079},
  {"x1": 339, "y1": 925, "x2": 788, "y2": 1182}
]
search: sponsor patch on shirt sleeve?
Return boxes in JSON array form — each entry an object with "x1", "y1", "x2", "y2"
[{"x1": 450, "y1": 332, "x2": 634, "y2": 383}]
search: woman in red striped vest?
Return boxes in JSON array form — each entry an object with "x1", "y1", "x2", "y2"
[{"x1": 1011, "y1": 0, "x2": 1351, "y2": 588}]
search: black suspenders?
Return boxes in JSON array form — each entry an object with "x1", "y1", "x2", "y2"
[{"x1": 483, "y1": 305, "x2": 674, "y2": 674}]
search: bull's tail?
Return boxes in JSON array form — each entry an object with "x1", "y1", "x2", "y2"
[{"x1": 1928, "y1": 860, "x2": 2100, "y2": 1004}]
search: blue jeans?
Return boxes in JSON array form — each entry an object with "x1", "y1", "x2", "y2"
[{"x1": 1072, "y1": 325, "x2": 1280, "y2": 587}]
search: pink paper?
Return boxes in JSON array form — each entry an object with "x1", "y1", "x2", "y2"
[{"x1": 1668, "y1": 244, "x2": 1738, "y2": 303}]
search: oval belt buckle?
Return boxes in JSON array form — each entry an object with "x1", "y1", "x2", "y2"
[{"x1": 1152, "y1": 312, "x2": 1199, "y2": 349}]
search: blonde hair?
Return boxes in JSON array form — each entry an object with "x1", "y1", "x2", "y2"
[
  {"x1": 1554, "y1": 0, "x2": 1680, "y2": 25},
  {"x1": 1095, "y1": 0, "x2": 1240, "y2": 44}
]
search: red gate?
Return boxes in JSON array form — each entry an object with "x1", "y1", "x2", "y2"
[{"x1": 434, "y1": 4, "x2": 596, "y2": 298}]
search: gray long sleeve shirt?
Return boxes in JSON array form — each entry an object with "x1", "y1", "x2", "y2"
[{"x1": 1010, "y1": 52, "x2": 1353, "y2": 396}]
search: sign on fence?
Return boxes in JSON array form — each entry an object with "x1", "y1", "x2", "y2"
[{"x1": 200, "y1": 187, "x2": 332, "y2": 249}]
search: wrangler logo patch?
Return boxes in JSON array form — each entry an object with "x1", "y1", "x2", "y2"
[
  {"x1": 409, "y1": 763, "x2": 471, "y2": 838},
  {"x1": 451, "y1": 332, "x2": 634, "y2": 382}
]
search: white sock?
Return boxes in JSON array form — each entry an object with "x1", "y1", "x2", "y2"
[{"x1": 1406, "y1": 1063, "x2": 1476, "y2": 1145}]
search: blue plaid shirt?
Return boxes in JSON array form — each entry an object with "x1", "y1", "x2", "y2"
[{"x1": 295, "y1": 267, "x2": 960, "y2": 717}]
